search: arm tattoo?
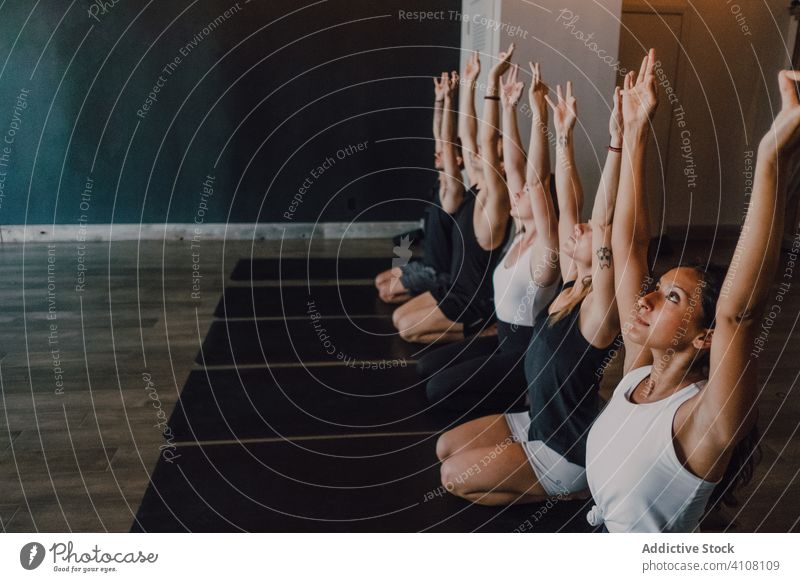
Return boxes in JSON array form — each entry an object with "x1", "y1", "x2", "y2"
[
  {"x1": 596, "y1": 246, "x2": 612, "y2": 269},
  {"x1": 558, "y1": 135, "x2": 569, "y2": 148}
]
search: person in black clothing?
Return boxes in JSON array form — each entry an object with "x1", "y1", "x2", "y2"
[
  {"x1": 417, "y1": 60, "x2": 561, "y2": 415},
  {"x1": 375, "y1": 75, "x2": 462, "y2": 304},
  {"x1": 392, "y1": 49, "x2": 513, "y2": 345},
  {"x1": 434, "y1": 79, "x2": 625, "y2": 504}
]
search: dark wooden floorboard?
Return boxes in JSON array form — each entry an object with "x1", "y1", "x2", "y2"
[{"x1": 0, "y1": 239, "x2": 798, "y2": 531}]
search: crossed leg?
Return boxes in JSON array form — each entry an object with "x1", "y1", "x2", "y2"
[
  {"x1": 391, "y1": 292, "x2": 463, "y2": 344},
  {"x1": 435, "y1": 415, "x2": 548, "y2": 506}
]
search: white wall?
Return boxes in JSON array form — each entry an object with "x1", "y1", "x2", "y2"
[
  {"x1": 465, "y1": 0, "x2": 625, "y2": 217},
  {"x1": 461, "y1": 0, "x2": 792, "y2": 229},
  {"x1": 652, "y1": 0, "x2": 791, "y2": 229}
]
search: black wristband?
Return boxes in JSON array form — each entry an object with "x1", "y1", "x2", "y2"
[{"x1": 484, "y1": 95, "x2": 501, "y2": 101}]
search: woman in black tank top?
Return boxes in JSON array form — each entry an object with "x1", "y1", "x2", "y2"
[
  {"x1": 416, "y1": 59, "x2": 564, "y2": 416},
  {"x1": 391, "y1": 53, "x2": 515, "y2": 345},
  {"x1": 434, "y1": 74, "x2": 624, "y2": 506}
]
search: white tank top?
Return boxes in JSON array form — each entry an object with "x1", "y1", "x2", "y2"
[
  {"x1": 585, "y1": 365, "x2": 718, "y2": 532},
  {"x1": 492, "y1": 234, "x2": 559, "y2": 327}
]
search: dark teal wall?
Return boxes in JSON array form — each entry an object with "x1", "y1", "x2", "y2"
[{"x1": 0, "y1": 0, "x2": 460, "y2": 225}]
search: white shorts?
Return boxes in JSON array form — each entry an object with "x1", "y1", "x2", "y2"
[{"x1": 505, "y1": 411, "x2": 588, "y2": 497}]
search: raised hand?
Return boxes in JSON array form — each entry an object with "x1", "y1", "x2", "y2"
[
  {"x1": 545, "y1": 81, "x2": 578, "y2": 136},
  {"x1": 433, "y1": 73, "x2": 447, "y2": 101},
  {"x1": 464, "y1": 51, "x2": 481, "y2": 85},
  {"x1": 501, "y1": 64, "x2": 525, "y2": 109},
  {"x1": 489, "y1": 43, "x2": 515, "y2": 80},
  {"x1": 760, "y1": 70, "x2": 800, "y2": 159},
  {"x1": 609, "y1": 85, "x2": 623, "y2": 146},
  {"x1": 622, "y1": 49, "x2": 658, "y2": 131},
  {"x1": 442, "y1": 71, "x2": 459, "y2": 104},
  {"x1": 528, "y1": 62, "x2": 548, "y2": 116}
]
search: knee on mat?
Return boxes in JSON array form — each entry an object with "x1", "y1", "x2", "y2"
[
  {"x1": 440, "y1": 458, "x2": 468, "y2": 498},
  {"x1": 391, "y1": 308, "x2": 404, "y2": 329},
  {"x1": 395, "y1": 316, "x2": 421, "y2": 341},
  {"x1": 435, "y1": 431, "x2": 456, "y2": 461},
  {"x1": 398, "y1": 325, "x2": 420, "y2": 343}
]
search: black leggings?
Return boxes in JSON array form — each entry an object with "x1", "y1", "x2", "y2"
[
  {"x1": 416, "y1": 321, "x2": 531, "y2": 415},
  {"x1": 422, "y1": 202, "x2": 454, "y2": 276}
]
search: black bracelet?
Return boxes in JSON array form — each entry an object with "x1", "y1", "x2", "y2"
[
  {"x1": 484, "y1": 95, "x2": 501, "y2": 101},
  {"x1": 608, "y1": 145, "x2": 622, "y2": 153}
]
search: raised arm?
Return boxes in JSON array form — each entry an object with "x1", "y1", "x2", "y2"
[
  {"x1": 581, "y1": 86, "x2": 624, "y2": 346},
  {"x1": 527, "y1": 62, "x2": 551, "y2": 194},
  {"x1": 546, "y1": 81, "x2": 583, "y2": 281},
  {"x1": 440, "y1": 71, "x2": 466, "y2": 214},
  {"x1": 612, "y1": 53, "x2": 658, "y2": 373},
  {"x1": 474, "y1": 45, "x2": 514, "y2": 251},
  {"x1": 699, "y1": 70, "x2": 800, "y2": 449},
  {"x1": 501, "y1": 64, "x2": 526, "y2": 201},
  {"x1": 459, "y1": 52, "x2": 481, "y2": 188},
  {"x1": 433, "y1": 74, "x2": 446, "y2": 162}
]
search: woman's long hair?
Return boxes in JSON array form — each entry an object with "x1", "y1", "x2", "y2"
[
  {"x1": 548, "y1": 275, "x2": 592, "y2": 325},
  {"x1": 685, "y1": 262, "x2": 761, "y2": 509}
]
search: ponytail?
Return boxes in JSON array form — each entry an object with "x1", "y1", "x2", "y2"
[{"x1": 548, "y1": 275, "x2": 592, "y2": 326}]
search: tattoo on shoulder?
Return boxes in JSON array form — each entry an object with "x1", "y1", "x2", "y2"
[{"x1": 596, "y1": 246, "x2": 612, "y2": 269}]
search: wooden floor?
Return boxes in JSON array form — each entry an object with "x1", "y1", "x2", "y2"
[{"x1": 0, "y1": 236, "x2": 798, "y2": 532}]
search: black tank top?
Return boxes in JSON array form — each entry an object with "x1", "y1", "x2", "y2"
[
  {"x1": 524, "y1": 280, "x2": 618, "y2": 466},
  {"x1": 448, "y1": 186, "x2": 505, "y2": 302}
]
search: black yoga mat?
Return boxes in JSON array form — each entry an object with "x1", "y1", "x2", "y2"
[
  {"x1": 215, "y1": 284, "x2": 394, "y2": 319},
  {"x1": 168, "y1": 366, "x2": 468, "y2": 444},
  {"x1": 230, "y1": 257, "x2": 398, "y2": 281},
  {"x1": 197, "y1": 318, "x2": 421, "y2": 366},
  {"x1": 132, "y1": 435, "x2": 596, "y2": 532}
]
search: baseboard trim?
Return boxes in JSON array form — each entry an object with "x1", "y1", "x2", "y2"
[{"x1": 0, "y1": 221, "x2": 423, "y2": 243}]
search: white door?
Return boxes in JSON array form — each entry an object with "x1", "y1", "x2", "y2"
[{"x1": 460, "y1": 0, "x2": 501, "y2": 117}]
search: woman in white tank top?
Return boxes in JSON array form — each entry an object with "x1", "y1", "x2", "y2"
[
  {"x1": 417, "y1": 52, "x2": 562, "y2": 415},
  {"x1": 585, "y1": 51, "x2": 798, "y2": 532}
]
